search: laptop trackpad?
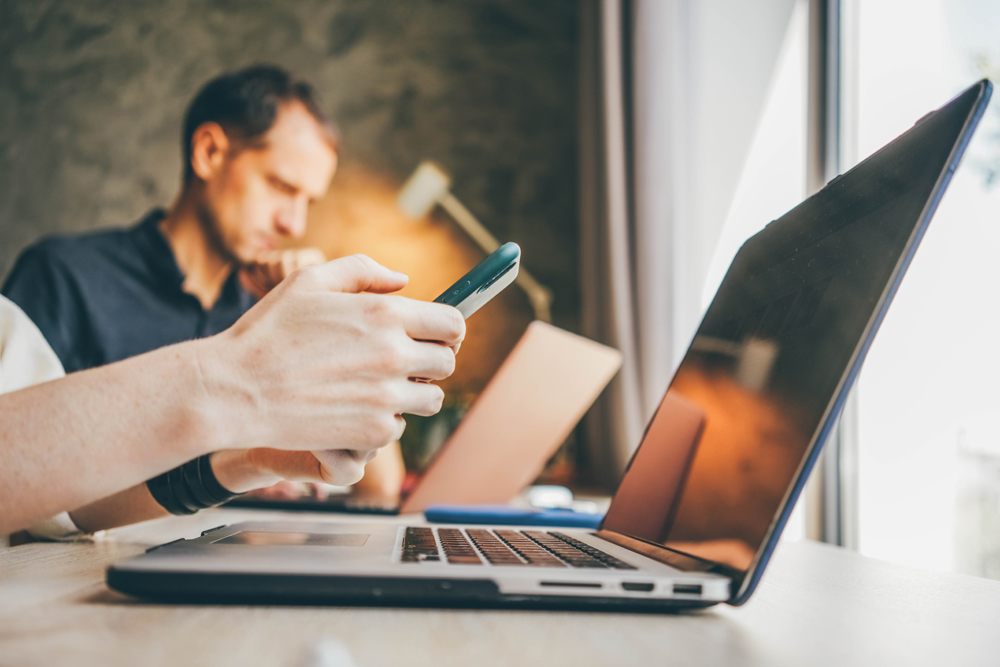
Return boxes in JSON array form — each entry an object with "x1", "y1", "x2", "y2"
[{"x1": 214, "y1": 531, "x2": 370, "y2": 547}]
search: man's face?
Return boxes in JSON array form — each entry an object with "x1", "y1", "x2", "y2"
[{"x1": 197, "y1": 102, "x2": 338, "y2": 265}]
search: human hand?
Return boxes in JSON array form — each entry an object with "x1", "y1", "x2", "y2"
[
  {"x1": 212, "y1": 448, "x2": 378, "y2": 493},
  {"x1": 222, "y1": 440, "x2": 405, "y2": 501},
  {"x1": 199, "y1": 254, "x2": 465, "y2": 458},
  {"x1": 238, "y1": 247, "x2": 327, "y2": 298},
  {"x1": 212, "y1": 447, "x2": 370, "y2": 495}
]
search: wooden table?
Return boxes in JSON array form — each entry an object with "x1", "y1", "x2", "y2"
[{"x1": 2, "y1": 508, "x2": 999, "y2": 667}]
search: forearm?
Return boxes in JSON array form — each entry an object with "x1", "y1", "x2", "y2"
[
  {"x1": 0, "y1": 341, "x2": 219, "y2": 535},
  {"x1": 68, "y1": 450, "x2": 279, "y2": 533},
  {"x1": 69, "y1": 483, "x2": 168, "y2": 533}
]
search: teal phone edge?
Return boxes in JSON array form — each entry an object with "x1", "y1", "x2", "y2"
[{"x1": 434, "y1": 242, "x2": 521, "y2": 319}]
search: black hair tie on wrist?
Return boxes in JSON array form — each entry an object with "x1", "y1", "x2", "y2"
[
  {"x1": 197, "y1": 454, "x2": 241, "y2": 505},
  {"x1": 147, "y1": 454, "x2": 243, "y2": 516},
  {"x1": 182, "y1": 458, "x2": 219, "y2": 508}
]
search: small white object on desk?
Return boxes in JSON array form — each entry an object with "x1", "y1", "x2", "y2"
[
  {"x1": 526, "y1": 485, "x2": 600, "y2": 514},
  {"x1": 298, "y1": 638, "x2": 359, "y2": 667}
]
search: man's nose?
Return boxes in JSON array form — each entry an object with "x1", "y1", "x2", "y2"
[{"x1": 275, "y1": 198, "x2": 308, "y2": 238}]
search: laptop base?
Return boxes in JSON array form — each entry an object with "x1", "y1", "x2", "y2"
[{"x1": 105, "y1": 568, "x2": 718, "y2": 613}]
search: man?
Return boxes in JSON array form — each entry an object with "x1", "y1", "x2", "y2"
[
  {"x1": 3, "y1": 65, "x2": 402, "y2": 515},
  {"x1": 3, "y1": 65, "x2": 334, "y2": 372},
  {"x1": 0, "y1": 256, "x2": 465, "y2": 538}
]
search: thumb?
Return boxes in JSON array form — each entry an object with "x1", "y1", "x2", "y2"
[
  {"x1": 313, "y1": 449, "x2": 378, "y2": 486},
  {"x1": 249, "y1": 448, "x2": 375, "y2": 487},
  {"x1": 319, "y1": 254, "x2": 409, "y2": 294}
]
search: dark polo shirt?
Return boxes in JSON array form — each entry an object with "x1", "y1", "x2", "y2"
[{"x1": 2, "y1": 209, "x2": 256, "y2": 374}]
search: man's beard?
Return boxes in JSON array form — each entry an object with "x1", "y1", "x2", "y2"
[{"x1": 195, "y1": 201, "x2": 242, "y2": 266}]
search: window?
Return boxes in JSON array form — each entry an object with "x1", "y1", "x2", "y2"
[{"x1": 848, "y1": 0, "x2": 1000, "y2": 577}]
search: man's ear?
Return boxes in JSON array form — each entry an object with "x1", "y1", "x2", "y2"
[{"x1": 189, "y1": 122, "x2": 230, "y2": 182}]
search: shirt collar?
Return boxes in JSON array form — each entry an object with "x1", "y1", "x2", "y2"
[
  {"x1": 130, "y1": 208, "x2": 186, "y2": 291},
  {"x1": 129, "y1": 208, "x2": 254, "y2": 310}
]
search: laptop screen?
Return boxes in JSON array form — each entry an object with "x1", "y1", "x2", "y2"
[{"x1": 602, "y1": 83, "x2": 987, "y2": 581}]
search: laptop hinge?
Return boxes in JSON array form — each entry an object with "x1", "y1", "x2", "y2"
[{"x1": 596, "y1": 530, "x2": 737, "y2": 578}]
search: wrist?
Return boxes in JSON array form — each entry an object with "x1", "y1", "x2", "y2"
[
  {"x1": 147, "y1": 454, "x2": 250, "y2": 515},
  {"x1": 143, "y1": 340, "x2": 230, "y2": 463},
  {"x1": 188, "y1": 334, "x2": 258, "y2": 452}
]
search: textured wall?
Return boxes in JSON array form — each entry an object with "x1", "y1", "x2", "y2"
[{"x1": 0, "y1": 0, "x2": 580, "y2": 331}]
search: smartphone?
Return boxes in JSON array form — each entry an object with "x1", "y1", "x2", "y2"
[{"x1": 434, "y1": 242, "x2": 520, "y2": 319}]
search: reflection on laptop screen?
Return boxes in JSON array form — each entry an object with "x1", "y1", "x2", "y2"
[{"x1": 603, "y1": 85, "x2": 980, "y2": 573}]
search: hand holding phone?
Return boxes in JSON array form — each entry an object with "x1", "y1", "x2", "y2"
[{"x1": 434, "y1": 242, "x2": 520, "y2": 319}]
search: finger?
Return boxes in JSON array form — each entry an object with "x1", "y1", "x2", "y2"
[
  {"x1": 256, "y1": 449, "x2": 325, "y2": 483},
  {"x1": 316, "y1": 255, "x2": 409, "y2": 294},
  {"x1": 400, "y1": 301, "x2": 466, "y2": 348},
  {"x1": 404, "y1": 339, "x2": 457, "y2": 382},
  {"x1": 255, "y1": 449, "x2": 379, "y2": 489},
  {"x1": 394, "y1": 382, "x2": 445, "y2": 417},
  {"x1": 313, "y1": 449, "x2": 377, "y2": 486}
]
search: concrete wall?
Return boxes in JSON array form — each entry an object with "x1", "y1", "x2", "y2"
[{"x1": 0, "y1": 0, "x2": 580, "y2": 331}]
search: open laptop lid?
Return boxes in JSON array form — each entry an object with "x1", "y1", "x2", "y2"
[
  {"x1": 401, "y1": 321, "x2": 622, "y2": 513},
  {"x1": 599, "y1": 80, "x2": 992, "y2": 605}
]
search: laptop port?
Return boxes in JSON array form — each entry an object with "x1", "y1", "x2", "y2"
[
  {"x1": 539, "y1": 581, "x2": 603, "y2": 589},
  {"x1": 672, "y1": 583, "x2": 703, "y2": 596},
  {"x1": 621, "y1": 582, "x2": 655, "y2": 592}
]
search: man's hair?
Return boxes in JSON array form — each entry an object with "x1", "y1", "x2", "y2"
[{"x1": 181, "y1": 64, "x2": 340, "y2": 184}]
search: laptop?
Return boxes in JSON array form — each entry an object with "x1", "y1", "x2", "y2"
[
  {"x1": 228, "y1": 320, "x2": 623, "y2": 515},
  {"x1": 106, "y1": 80, "x2": 992, "y2": 611}
]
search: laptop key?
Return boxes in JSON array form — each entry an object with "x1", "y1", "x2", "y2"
[
  {"x1": 401, "y1": 526, "x2": 440, "y2": 563},
  {"x1": 519, "y1": 531, "x2": 637, "y2": 569},
  {"x1": 494, "y1": 530, "x2": 566, "y2": 567},
  {"x1": 466, "y1": 529, "x2": 526, "y2": 566},
  {"x1": 521, "y1": 531, "x2": 607, "y2": 568},
  {"x1": 415, "y1": 527, "x2": 626, "y2": 570},
  {"x1": 550, "y1": 532, "x2": 637, "y2": 570},
  {"x1": 437, "y1": 528, "x2": 483, "y2": 565}
]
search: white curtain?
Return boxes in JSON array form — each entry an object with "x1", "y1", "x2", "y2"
[{"x1": 580, "y1": 0, "x2": 798, "y2": 485}]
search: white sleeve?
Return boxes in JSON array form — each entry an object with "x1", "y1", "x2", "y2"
[
  {"x1": 21, "y1": 512, "x2": 84, "y2": 541},
  {"x1": 0, "y1": 296, "x2": 84, "y2": 542},
  {"x1": 0, "y1": 295, "x2": 65, "y2": 391}
]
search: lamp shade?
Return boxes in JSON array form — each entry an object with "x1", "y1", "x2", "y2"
[{"x1": 397, "y1": 161, "x2": 452, "y2": 219}]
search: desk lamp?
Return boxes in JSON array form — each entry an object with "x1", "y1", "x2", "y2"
[{"x1": 398, "y1": 161, "x2": 553, "y2": 322}]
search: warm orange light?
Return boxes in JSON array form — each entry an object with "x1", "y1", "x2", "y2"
[{"x1": 665, "y1": 364, "x2": 808, "y2": 565}]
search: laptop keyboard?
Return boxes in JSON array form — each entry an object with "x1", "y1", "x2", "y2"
[{"x1": 401, "y1": 527, "x2": 636, "y2": 569}]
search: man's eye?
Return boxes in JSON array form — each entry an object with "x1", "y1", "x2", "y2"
[{"x1": 269, "y1": 178, "x2": 296, "y2": 195}]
